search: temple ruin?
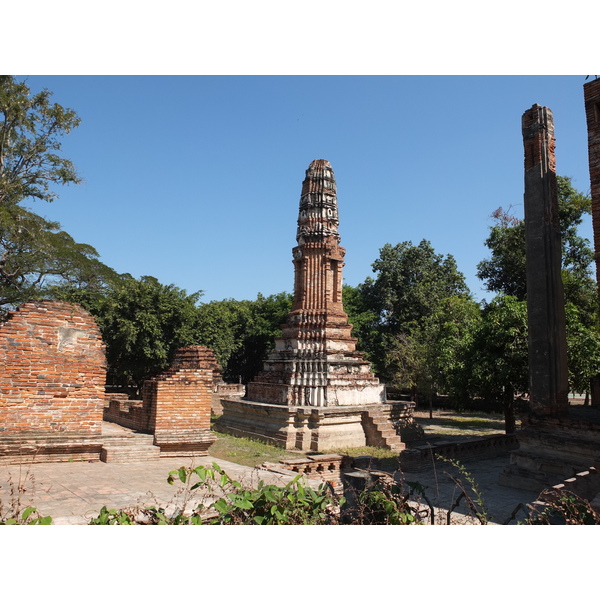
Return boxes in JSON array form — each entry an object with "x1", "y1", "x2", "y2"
[
  {"x1": 0, "y1": 301, "x2": 220, "y2": 464},
  {"x1": 216, "y1": 159, "x2": 419, "y2": 451},
  {"x1": 104, "y1": 346, "x2": 219, "y2": 458}
]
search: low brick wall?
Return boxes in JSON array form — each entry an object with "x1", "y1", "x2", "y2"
[
  {"x1": 212, "y1": 383, "x2": 245, "y2": 416},
  {"x1": 541, "y1": 464, "x2": 600, "y2": 503},
  {"x1": 104, "y1": 394, "x2": 147, "y2": 431},
  {"x1": 400, "y1": 434, "x2": 519, "y2": 472}
]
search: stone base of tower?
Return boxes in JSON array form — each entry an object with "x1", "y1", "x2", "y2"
[
  {"x1": 214, "y1": 397, "x2": 417, "y2": 452},
  {"x1": 499, "y1": 406, "x2": 600, "y2": 492}
]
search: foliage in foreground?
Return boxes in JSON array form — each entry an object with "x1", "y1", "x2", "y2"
[
  {"x1": 89, "y1": 463, "x2": 347, "y2": 525},
  {"x1": 0, "y1": 469, "x2": 52, "y2": 525},
  {"x1": 5, "y1": 457, "x2": 600, "y2": 525},
  {"x1": 87, "y1": 463, "x2": 431, "y2": 525},
  {"x1": 526, "y1": 490, "x2": 600, "y2": 525}
]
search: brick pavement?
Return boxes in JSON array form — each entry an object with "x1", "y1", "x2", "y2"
[
  {"x1": 0, "y1": 456, "x2": 301, "y2": 524},
  {"x1": 399, "y1": 456, "x2": 540, "y2": 524},
  {"x1": 0, "y1": 450, "x2": 542, "y2": 525}
]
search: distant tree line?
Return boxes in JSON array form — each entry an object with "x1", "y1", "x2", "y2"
[{"x1": 2, "y1": 76, "x2": 599, "y2": 431}]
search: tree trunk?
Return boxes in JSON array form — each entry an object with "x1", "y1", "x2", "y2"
[
  {"x1": 411, "y1": 386, "x2": 418, "y2": 409},
  {"x1": 504, "y1": 385, "x2": 516, "y2": 435}
]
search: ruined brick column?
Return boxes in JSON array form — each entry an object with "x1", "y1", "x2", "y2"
[
  {"x1": 141, "y1": 346, "x2": 217, "y2": 456},
  {"x1": 584, "y1": 79, "x2": 600, "y2": 309},
  {"x1": 500, "y1": 101, "x2": 600, "y2": 491},
  {"x1": 247, "y1": 159, "x2": 384, "y2": 407},
  {"x1": 522, "y1": 104, "x2": 569, "y2": 416},
  {"x1": 584, "y1": 80, "x2": 600, "y2": 406}
]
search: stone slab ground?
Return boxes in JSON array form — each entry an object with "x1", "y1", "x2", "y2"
[{"x1": 0, "y1": 449, "x2": 540, "y2": 525}]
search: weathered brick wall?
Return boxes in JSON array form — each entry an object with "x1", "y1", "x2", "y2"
[
  {"x1": 104, "y1": 395, "x2": 147, "y2": 431},
  {"x1": 143, "y1": 346, "x2": 217, "y2": 433},
  {"x1": 0, "y1": 301, "x2": 106, "y2": 436},
  {"x1": 212, "y1": 382, "x2": 245, "y2": 416}
]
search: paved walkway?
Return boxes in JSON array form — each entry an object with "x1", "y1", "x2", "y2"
[
  {"x1": 399, "y1": 456, "x2": 539, "y2": 524},
  {"x1": 0, "y1": 451, "x2": 541, "y2": 525},
  {"x1": 0, "y1": 456, "x2": 304, "y2": 525}
]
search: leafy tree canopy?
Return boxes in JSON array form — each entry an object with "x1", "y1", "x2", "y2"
[
  {"x1": 365, "y1": 239, "x2": 470, "y2": 333},
  {"x1": 1, "y1": 204, "x2": 120, "y2": 313},
  {"x1": 195, "y1": 292, "x2": 292, "y2": 383},
  {"x1": 346, "y1": 240, "x2": 472, "y2": 388},
  {"x1": 0, "y1": 76, "x2": 117, "y2": 314},
  {"x1": 0, "y1": 75, "x2": 81, "y2": 206},
  {"x1": 476, "y1": 175, "x2": 594, "y2": 303},
  {"x1": 67, "y1": 275, "x2": 204, "y2": 391}
]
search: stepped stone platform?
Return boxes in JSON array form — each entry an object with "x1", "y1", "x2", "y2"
[{"x1": 100, "y1": 422, "x2": 162, "y2": 463}]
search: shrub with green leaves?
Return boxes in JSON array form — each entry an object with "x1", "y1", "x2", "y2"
[
  {"x1": 526, "y1": 491, "x2": 600, "y2": 525},
  {"x1": 88, "y1": 463, "x2": 344, "y2": 525},
  {"x1": 0, "y1": 506, "x2": 52, "y2": 525}
]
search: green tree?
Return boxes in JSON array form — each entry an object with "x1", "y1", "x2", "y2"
[
  {"x1": 419, "y1": 295, "x2": 482, "y2": 403},
  {"x1": 194, "y1": 292, "x2": 292, "y2": 383},
  {"x1": 0, "y1": 76, "x2": 81, "y2": 206},
  {"x1": 343, "y1": 283, "x2": 380, "y2": 364},
  {"x1": 194, "y1": 298, "x2": 247, "y2": 376},
  {"x1": 565, "y1": 303, "x2": 600, "y2": 400},
  {"x1": 453, "y1": 295, "x2": 529, "y2": 433},
  {"x1": 476, "y1": 176, "x2": 595, "y2": 306},
  {"x1": 476, "y1": 176, "x2": 600, "y2": 400},
  {"x1": 225, "y1": 292, "x2": 292, "y2": 383},
  {"x1": 1, "y1": 205, "x2": 119, "y2": 314},
  {"x1": 0, "y1": 76, "x2": 116, "y2": 313},
  {"x1": 351, "y1": 240, "x2": 471, "y2": 391},
  {"x1": 71, "y1": 276, "x2": 203, "y2": 391}
]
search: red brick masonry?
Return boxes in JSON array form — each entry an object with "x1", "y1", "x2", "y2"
[
  {"x1": 105, "y1": 346, "x2": 219, "y2": 456},
  {"x1": 0, "y1": 301, "x2": 106, "y2": 436}
]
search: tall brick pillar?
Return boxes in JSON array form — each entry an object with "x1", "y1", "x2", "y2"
[
  {"x1": 500, "y1": 102, "x2": 600, "y2": 492},
  {"x1": 522, "y1": 104, "x2": 569, "y2": 416},
  {"x1": 584, "y1": 80, "x2": 600, "y2": 407}
]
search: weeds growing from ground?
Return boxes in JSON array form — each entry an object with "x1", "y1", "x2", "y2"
[
  {"x1": 525, "y1": 490, "x2": 600, "y2": 525},
  {"x1": 0, "y1": 466, "x2": 52, "y2": 525},
  {"x1": 90, "y1": 463, "x2": 345, "y2": 525}
]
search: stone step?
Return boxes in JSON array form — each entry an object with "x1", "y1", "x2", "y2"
[
  {"x1": 100, "y1": 444, "x2": 161, "y2": 463},
  {"x1": 362, "y1": 408, "x2": 405, "y2": 452},
  {"x1": 102, "y1": 433, "x2": 155, "y2": 447}
]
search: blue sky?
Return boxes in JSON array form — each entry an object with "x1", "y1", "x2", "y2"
[{"x1": 19, "y1": 75, "x2": 594, "y2": 305}]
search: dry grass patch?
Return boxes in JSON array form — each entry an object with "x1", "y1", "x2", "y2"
[
  {"x1": 413, "y1": 410, "x2": 506, "y2": 441},
  {"x1": 210, "y1": 432, "x2": 298, "y2": 467}
]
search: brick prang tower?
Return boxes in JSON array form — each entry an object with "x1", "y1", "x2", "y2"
[{"x1": 247, "y1": 159, "x2": 385, "y2": 407}]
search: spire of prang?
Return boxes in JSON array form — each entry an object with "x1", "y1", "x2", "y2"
[{"x1": 296, "y1": 159, "x2": 341, "y2": 245}]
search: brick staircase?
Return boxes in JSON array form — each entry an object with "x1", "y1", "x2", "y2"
[
  {"x1": 101, "y1": 429, "x2": 161, "y2": 463},
  {"x1": 362, "y1": 406, "x2": 405, "y2": 452}
]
